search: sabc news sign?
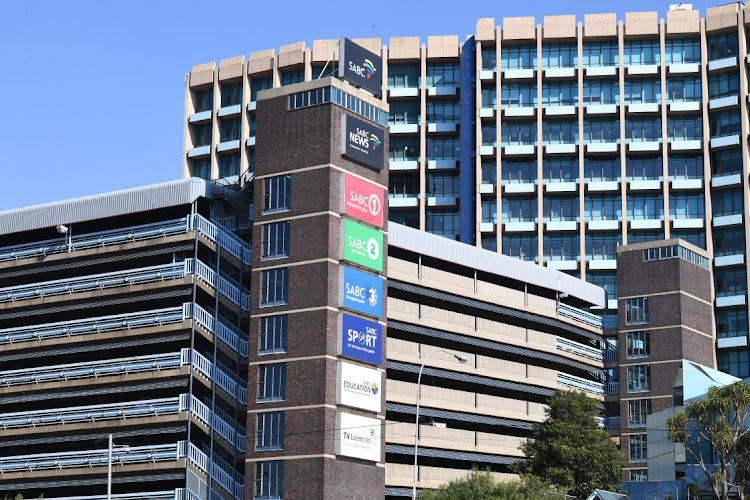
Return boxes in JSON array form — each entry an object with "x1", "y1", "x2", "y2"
[
  {"x1": 341, "y1": 115, "x2": 385, "y2": 171},
  {"x1": 343, "y1": 173, "x2": 384, "y2": 228},
  {"x1": 338, "y1": 313, "x2": 382, "y2": 365},
  {"x1": 341, "y1": 219, "x2": 383, "y2": 272}
]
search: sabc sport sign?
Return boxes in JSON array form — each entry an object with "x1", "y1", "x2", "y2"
[
  {"x1": 341, "y1": 115, "x2": 385, "y2": 171},
  {"x1": 336, "y1": 361, "x2": 382, "y2": 413},
  {"x1": 338, "y1": 37, "x2": 382, "y2": 98},
  {"x1": 343, "y1": 173, "x2": 384, "y2": 228},
  {"x1": 338, "y1": 313, "x2": 382, "y2": 365},
  {"x1": 341, "y1": 219, "x2": 383, "y2": 272},
  {"x1": 335, "y1": 411, "x2": 381, "y2": 462},
  {"x1": 340, "y1": 265, "x2": 383, "y2": 318}
]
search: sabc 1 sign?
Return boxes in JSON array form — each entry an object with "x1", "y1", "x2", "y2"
[
  {"x1": 335, "y1": 412, "x2": 381, "y2": 462},
  {"x1": 340, "y1": 265, "x2": 383, "y2": 318},
  {"x1": 341, "y1": 115, "x2": 385, "y2": 171},
  {"x1": 338, "y1": 37, "x2": 382, "y2": 98},
  {"x1": 343, "y1": 173, "x2": 384, "y2": 228},
  {"x1": 341, "y1": 219, "x2": 383, "y2": 272},
  {"x1": 336, "y1": 361, "x2": 382, "y2": 413},
  {"x1": 338, "y1": 313, "x2": 382, "y2": 365}
]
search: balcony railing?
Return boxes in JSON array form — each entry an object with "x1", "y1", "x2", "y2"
[
  {"x1": 605, "y1": 381, "x2": 620, "y2": 395},
  {"x1": 180, "y1": 394, "x2": 246, "y2": 452},
  {"x1": 556, "y1": 303, "x2": 603, "y2": 328},
  {"x1": 43, "y1": 491, "x2": 191, "y2": 500},
  {"x1": 556, "y1": 337, "x2": 603, "y2": 362},
  {"x1": 603, "y1": 349, "x2": 619, "y2": 361},
  {"x1": 184, "y1": 303, "x2": 249, "y2": 357},
  {"x1": 557, "y1": 373, "x2": 604, "y2": 395},
  {"x1": 605, "y1": 416, "x2": 621, "y2": 429},
  {"x1": 0, "y1": 214, "x2": 251, "y2": 267}
]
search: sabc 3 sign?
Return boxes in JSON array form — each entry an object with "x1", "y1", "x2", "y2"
[
  {"x1": 343, "y1": 173, "x2": 384, "y2": 228},
  {"x1": 338, "y1": 313, "x2": 382, "y2": 365},
  {"x1": 340, "y1": 265, "x2": 383, "y2": 318},
  {"x1": 338, "y1": 37, "x2": 382, "y2": 98},
  {"x1": 341, "y1": 219, "x2": 383, "y2": 272}
]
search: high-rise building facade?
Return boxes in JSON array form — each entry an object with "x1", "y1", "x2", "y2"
[{"x1": 182, "y1": 3, "x2": 750, "y2": 385}]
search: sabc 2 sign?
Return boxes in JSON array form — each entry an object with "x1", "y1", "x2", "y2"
[
  {"x1": 338, "y1": 313, "x2": 382, "y2": 365},
  {"x1": 341, "y1": 219, "x2": 383, "y2": 272},
  {"x1": 343, "y1": 173, "x2": 384, "y2": 228},
  {"x1": 341, "y1": 115, "x2": 385, "y2": 171},
  {"x1": 338, "y1": 37, "x2": 382, "y2": 97},
  {"x1": 336, "y1": 361, "x2": 382, "y2": 413},
  {"x1": 340, "y1": 265, "x2": 383, "y2": 318},
  {"x1": 335, "y1": 412, "x2": 381, "y2": 462}
]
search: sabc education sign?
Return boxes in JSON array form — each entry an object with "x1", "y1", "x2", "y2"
[
  {"x1": 341, "y1": 219, "x2": 383, "y2": 272},
  {"x1": 343, "y1": 173, "x2": 384, "y2": 228},
  {"x1": 340, "y1": 265, "x2": 383, "y2": 318},
  {"x1": 338, "y1": 313, "x2": 382, "y2": 365},
  {"x1": 336, "y1": 361, "x2": 382, "y2": 413}
]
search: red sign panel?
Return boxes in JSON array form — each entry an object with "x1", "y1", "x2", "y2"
[{"x1": 343, "y1": 174, "x2": 384, "y2": 228}]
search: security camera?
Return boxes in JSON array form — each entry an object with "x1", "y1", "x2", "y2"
[{"x1": 56, "y1": 225, "x2": 68, "y2": 235}]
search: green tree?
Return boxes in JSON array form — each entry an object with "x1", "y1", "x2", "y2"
[
  {"x1": 420, "y1": 469, "x2": 568, "y2": 500},
  {"x1": 667, "y1": 382, "x2": 750, "y2": 500},
  {"x1": 513, "y1": 390, "x2": 622, "y2": 499}
]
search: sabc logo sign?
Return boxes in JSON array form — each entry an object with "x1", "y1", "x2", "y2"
[
  {"x1": 340, "y1": 265, "x2": 383, "y2": 318},
  {"x1": 343, "y1": 173, "x2": 384, "y2": 227},
  {"x1": 342, "y1": 219, "x2": 383, "y2": 272},
  {"x1": 339, "y1": 313, "x2": 382, "y2": 365}
]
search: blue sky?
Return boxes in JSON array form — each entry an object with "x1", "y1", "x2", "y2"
[{"x1": 0, "y1": 0, "x2": 717, "y2": 211}]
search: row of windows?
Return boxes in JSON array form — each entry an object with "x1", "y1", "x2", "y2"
[
  {"x1": 390, "y1": 136, "x2": 460, "y2": 160},
  {"x1": 192, "y1": 154, "x2": 241, "y2": 179},
  {"x1": 642, "y1": 244, "x2": 710, "y2": 269},
  {"x1": 288, "y1": 86, "x2": 388, "y2": 126}
]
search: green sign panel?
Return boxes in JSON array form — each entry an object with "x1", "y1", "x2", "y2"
[{"x1": 342, "y1": 219, "x2": 383, "y2": 272}]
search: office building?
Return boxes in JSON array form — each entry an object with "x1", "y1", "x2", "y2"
[{"x1": 182, "y1": 3, "x2": 750, "y2": 389}]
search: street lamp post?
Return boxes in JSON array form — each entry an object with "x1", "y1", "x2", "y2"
[
  {"x1": 412, "y1": 348, "x2": 468, "y2": 500},
  {"x1": 107, "y1": 434, "x2": 130, "y2": 500}
]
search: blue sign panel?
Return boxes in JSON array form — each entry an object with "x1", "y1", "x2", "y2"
[
  {"x1": 339, "y1": 313, "x2": 382, "y2": 365},
  {"x1": 341, "y1": 266, "x2": 383, "y2": 318}
]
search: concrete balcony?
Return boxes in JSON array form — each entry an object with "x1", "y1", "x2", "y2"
[
  {"x1": 586, "y1": 181, "x2": 619, "y2": 192},
  {"x1": 544, "y1": 181, "x2": 577, "y2": 193},
  {"x1": 427, "y1": 159, "x2": 458, "y2": 169},
  {"x1": 427, "y1": 86, "x2": 458, "y2": 96},
  {"x1": 628, "y1": 179, "x2": 662, "y2": 191},
  {"x1": 709, "y1": 95, "x2": 739, "y2": 110},
  {"x1": 669, "y1": 140, "x2": 701, "y2": 151},
  {"x1": 188, "y1": 110, "x2": 212, "y2": 123},
  {"x1": 668, "y1": 101, "x2": 701, "y2": 113},
  {"x1": 426, "y1": 196, "x2": 458, "y2": 207},
  {"x1": 626, "y1": 64, "x2": 659, "y2": 75},
  {"x1": 187, "y1": 145, "x2": 211, "y2": 158},
  {"x1": 389, "y1": 123, "x2": 419, "y2": 134},
  {"x1": 708, "y1": 56, "x2": 738, "y2": 72},
  {"x1": 503, "y1": 68, "x2": 535, "y2": 80},
  {"x1": 503, "y1": 182, "x2": 536, "y2": 194},
  {"x1": 668, "y1": 63, "x2": 700, "y2": 74},
  {"x1": 503, "y1": 221, "x2": 536, "y2": 232},
  {"x1": 627, "y1": 141, "x2": 661, "y2": 153},
  {"x1": 545, "y1": 220, "x2": 578, "y2": 232},
  {"x1": 544, "y1": 67, "x2": 576, "y2": 78},
  {"x1": 712, "y1": 173, "x2": 742, "y2": 187},
  {"x1": 479, "y1": 69, "x2": 496, "y2": 81},
  {"x1": 479, "y1": 222, "x2": 496, "y2": 233},
  {"x1": 710, "y1": 135, "x2": 741, "y2": 149},
  {"x1": 217, "y1": 104, "x2": 241, "y2": 117},
  {"x1": 585, "y1": 104, "x2": 618, "y2": 116},
  {"x1": 246, "y1": 136, "x2": 256, "y2": 147},
  {"x1": 585, "y1": 66, "x2": 617, "y2": 77},
  {"x1": 546, "y1": 260, "x2": 579, "y2": 271},
  {"x1": 588, "y1": 259, "x2": 617, "y2": 270},
  {"x1": 716, "y1": 294, "x2": 747, "y2": 307},
  {"x1": 479, "y1": 107, "x2": 496, "y2": 118},
  {"x1": 388, "y1": 87, "x2": 420, "y2": 98},
  {"x1": 715, "y1": 254, "x2": 745, "y2": 268},
  {"x1": 427, "y1": 122, "x2": 458, "y2": 133},
  {"x1": 629, "y1": 219, "x2": 663, "y2": 230},
  {"x1": 479, "y1": 183, "x2": 496, "y2": 194},
  {"x1": 389, "y1": 196, "x2": 419, "y2": 208},
  {"x1": 544, "y1": 105, "x2": 576, "y2": 116},
  {"x1": 503, "y1": 144, "x2": 536, "y2": 156},
  {"x1": 586, "y1": 142, "x2": 619, "y2": 154},
  {"x1": 545, "y1": 143, "x2": 577, "y2": 155},
  {"x1": 247, "y1": 101, "x2": 257, "y2": 111},
  {"x1": 670, "y1": 178, "x2": 703, "y2": 190},
  {"x1": 713, "y1": 214, "x2": 743, "y2": 227},
  {"x1": 216, "y1": 140, "x2": 240, "y2": 153},
  {"x1": 672, "y1": 218, "x2": 704, "y2": 229},
  {"x1": 627, "y1": 103, "x2": 660, "y2": 114},
  {"x1": 504, "y1": 106, "x2": 535, "y2": 117},
  {"x1": 479, "y1": 145, "x2": 496, "y2": 156},
  {"x1": 587, "y1": 220, "x2": 620, "y2": 231},
  {"x1": 389, "y1": 160, "x2": 419, "y2": 171},
  {"x1": 718, "y1": 336, "x2": 749, "y2": 348}
]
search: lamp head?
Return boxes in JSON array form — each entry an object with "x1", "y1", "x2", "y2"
[{"x1": 56, "y1": 224, "x2": 68, "y2": 235}]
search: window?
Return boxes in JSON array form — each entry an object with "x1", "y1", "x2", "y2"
[
  {"x1": 543, "y1": 235, "x2": 580, "y2": 261},
  {"x1": 311, "y1": 62, "x2": 337, "y2": 80},
  {"x1": 671, "y1": 230, "x2": 706, "y2": 250},
  {"x1": 713, "y1": 227, "x2": 745, "y2": 257},
  {"x1": 585, "y1": 233, "x2": 621, "y2": 259},
  {"x1": 254, "y1": 460, "x2": 283, "y2": 499},
  {"x1": 627, "y1": 331, "x2": 650, "y2": 358},
  {"x1": 221, "y1": 82, "x2": 242, "y2": 107},
  {"x1": 627, "y1": 194, "x2": 664, "y2": 219},
  {"x1": 194, "y1": 89, "x2": 213, "y2": 112},
  {"x1": 716, "y1": 309, "x2": 748, "y2": 339},
  {"x1": 668, "y1": 154, "x2": 702, "y2": 179},
  {"x1": 585, "y1": 157, "x2": 620, "y2": 182},
  {"x1": 482, "y1": 47, "x2": 497, "y2": 70},
  {"x1": 482, "y1": 199, "x2": 497, "y2": 223},
  {"x1": 630, "y1": 469, "x2": 648, "y2": 482},
  {"x1": 624, "y1": 118, "x2": 662, "y2": 142},
  {"x1": 542, "y1": 43, "x2": 577, "y2": 68},
  {"x1": 624, "y1": 40, "x2": 661, "y2": 65},
  {"x1": 666, "y1": 77, "x2": 701, "y2": 102},
  {"x1": 542, "y1": 120, "x2": 577, "y2": 144},
  {"x1": 710, "y1": 110, "x2": 741, "y2": 137},
  {"x1": 481, "y1": 162, "x2": 497, "y2": 185},
  {"x1": 258, "y1": 363, "x2": 286, "y2": 402},
  {"x1": 626, "y1": 156, "x2": 661, "y2": 181},
  {"x1": 628, "y1": 365, "x2": 651, "y2": 393},
  {"x1": 220, "y1": 118, "x2": 241, "y2": 142},
  {"x1": 629, "y1": 434, "x2": 648, "y2": 461},
  {"x1": 587, "y1": 272, "x2": 617, "y2": 300},
  {"x1": 711, "y1": 148, "x2": 742, "y2": 176},
  {"x1": 543, "y1": 158, "x2": 577, "y2": 183},
  {"x1": 629, "y1": 232, "x2": 665, "y2": 244},
  {"x1": 251, "y1": 75, "x2": 273, "y2": 101},
  {"x1": 482, "y1": 237, "x2": 497, "y2": 252},
  {"x1": 193, "y1": 123, "x2": 212, "y2": 147},
  {"x1": 708, "y1": 72, "x2": 740, "y2": 99},
  {"x1": 390, "y1": 136, "x2": 420, "y2": 161},
  {"x1": 262, "y1": 222, "x2": 290, "y2": 260},
  {"x1": 582, "y1": 42, "x2": 619, "y2": 67},
  {"x1": 389, "y1": 100, "x2": 420, "y2": 125},
  {"x1": 248, "y1": 114, "x2": 257, "y2": 136},
  {"x1": 219, "y1": 153, "x2": 240, "y2": 179},
  {"x1": 426, "y1": 62, "x2": 459, "y2": 87},
  {"x1": 628, "y1": 399, "x2": 652, "y2": 426},
  {"x1": 707, "y1": 32, "x2": 739, "y2": 60},
  {"x1": 263, "y1": 175, "x2": 291, "y2": 214},
  {"x1": 541, "y1": 81, "x2": 578, "y2": 106},
  {"x1": 665, "y1": 38, "x2": 700, "y2": 64},
  {"x1": 426, "y1": 136, "x2": 460, "y2": 160},
  {"x1": 582, "y1": 80, "x2": 619, "y2": 105},
  {"x1": 502, "y1": 198, "x2": 536, "y2": 222},
  {"x1": 280, "y1": 68, "x2": 304, "y2": 86},
  {"x1": 389, "y1": 173, "x2": 419, "y2": 198},
  {"x1": 718, "y1": 349, "x2": 750, "y2": 379},
  {"x1": 583, "y1": 119, "x2": 620, "y2": 143},
  {"x1": 388, "y1": 63, "x2": 420, "y2": 88},
  {"x1": 482, "y1": 87, "x2": 497, "y2": 108},
  {"x1": 501, "y1": 83, "x2": 536, "y2": 107},
  {"x1": 585, "y1": 195, "x2": 622, "y2": 221},
  {"x1": 712, "y1": 187, "x2": 743, "y2": 217},
  {"x1": 482, "y1": 124, "x2": 496, "y2": 146},
  {"x1": 502, "y1": 235, "x2": 538, "y2": 261},
  {"x1": 543, "y1": 197, "x2": 579, "y2": 221},
  {"x1": 624, "y1": 79, "x2": 661, "y2": 103},
  {"x1": 426, "y1": 209, "x2": 460, "y2": 239},
  {"x1": 626, "y1": 297, "x2": 649, "y2": 325},
  {"x1": 502, "y1": 121, "x2": 537, "y2": 145},
  {"x1": 390, "y1": 209, "x2": 419, "y2": 228},
  {"x1": 256, "y1": 411, "x2": 285, "y2": 450},
  {"x1": 670, "y1": 193, "x2": 704, "y2": 219},
  {"x1": 501, "y1": 45, "x2": 537, "y2": 70},
  {"x1": 259, "y1": 315, "x2": 287, "y2": 354},
  {"x1": 426, "y1": 172, "x2": 460, "y2": 197},
  {"x1": 193, "y1": 158, "x2": 210, "y2": 180},
  {"x1": 667, "y1": 116, "x2": 702, "y2": 141},
  {"x1": 260, "y1": 268, "x2": 289, "y2": 307},
  {"x1": 427, "y1": 100, "x2": 460, "y2": 123},
  {"x1": 715, "y1": 268, "x2": 747, "y2": 297},
  {"x1": 503, "y1": 159, "x2": 536, "y2": 183}
]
